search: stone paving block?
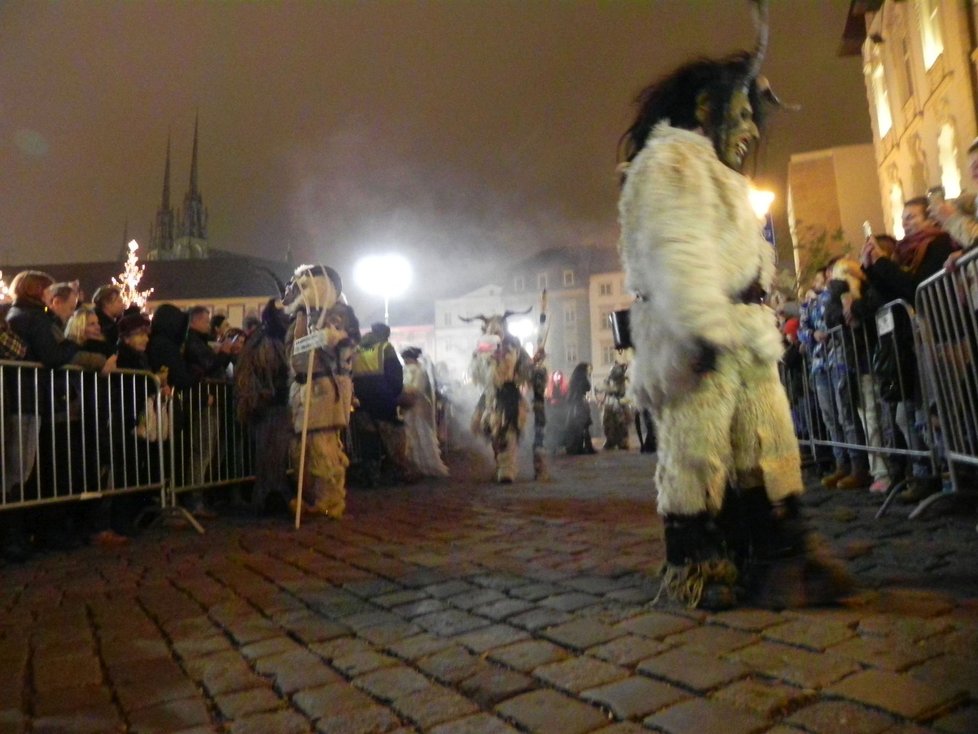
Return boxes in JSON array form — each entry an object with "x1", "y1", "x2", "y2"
[
  {"x1": 762, "y1": 618, "x2": 856, "y2": 650},
  {"x1": 908, "y1": 654, "x2": 978, "y2": 699},
  {"x1": 425, "y1": 580, "x2": 479, "y2": 599},
  {"x1": 446, "y1": 588, "x2": 507, "y2": 610},
  {"x1": 227, "y1": 709, "x2": 312, "y2": 734},
  {"x1": 785, "y1": 700, "x2": 896, "y2": 734},
  {"x1": 930, "y1": 703, "x2": 978, "y2": 734},
  {"x1": 391, "y1": 684, "x2": 480, "y2": 729},
  {"x1": 636, "y1": 647, "x2": 748, "y2": 693},
  {"x1": 283, "y1": 616, "x2": 352, "y2": 645},
  {"x1": 508, "y1": 583, "x2": 563, "y2": 601},
  {"x1": 644, "y1": 698, "x2": 768, "y2": 734},
  {"x1": 342, "y1": 610, "x2": 405, "y2": 631},
  {"x1": 827, "y1": 635, "x2": 941, "y2": 672},
  {"x1": 222, "y1": 617, "x2": 283, "y2": 646},
  {"x1": 471, "y1": 599, "x2": 534, "y2": 621},
  {"x1": 31, "y1": 683, "x2": 113, "y2": 716},
  {"x1": 486, "y1": 639, "x2": 570, "y2": 672},
  {"x1": 451, "y1": 623, "x2": 529, "y2": 653},
  {"x1": 293, "y1": 680, "x2": 378, "y2": 719},
  {"x1": 373, "y1": 589, "x2": 430, "y2": 608},
  {"x1": 506, "y1": 606, "x2": 572, "y2": 631},
  {"x1": 353, "y1": 666, "x2": 432, "y2": 701},
  {"x1": 662, "y1": 624, "x2": 758, "y2": 655},
  {"x1": 458, "y1": 665, "x2": 535, "y2": 707},
  {"x1": 540, "y1": 618, "x2": 625, "y2": 650},
  {"x1": 415, "y1": 609, "x2": 491, "y2": 637},
  {"x1": 357, "y1": 620, "x2": 424, "y2": 647},
  {"x1": 615, "y1": 611, "x2": 696, "y2": 640},
  {"x1": 385, "y1": 632, "x2": 454, "y2": 662},
  {"x1": 309, "y1": 636, "x2": 375, "y2": 661},
  {"x1": 826, "y1": 669, "x2": 968, "y2": 721},
  {"x1": 332, "y1": 649, "x2": 401, "y2": 677},
  {"x1": 240, "y1": 635, "x2": 302, "y2": 661},
  {"x1": 725, "y1": 641, "x2": 860, "y2": 689},
  {"x1": 164, "y1": 615, "x2": 218, "y2": 640},
  {"x1": 712, "y1": 678, "x2": 813, "y2": 719},
  {"x1": 213, "y1": 686, "x2": 283, "y2": 719},
  {"x1": 428, "y1": 712, "x2": 520, "y2": 734},
  {"x1": 586, "y1": 634, "x2": 667, "y2": 666},
  {"x1": 32, "y1": 654, "x2": 103, "y2": 693},
  {"x1": 115, "y1": 674, "x2": 202, "y2": 714},
  {"x1": 497, "y1": 689, "x2": 609, "y2": 734},
  {"x1": 710, "y1": 608, "x2": 787, "y2": 631},
  {"x1": 100, "y1": 637, "x2": 172, "y2": 666},
  {"x1": 185, "y1": 651, "x2": 264, "y2": 697},
  {"x1": 343, "y1": 578, "x2": 403, "y2": 599},
  {"x1": 30, "y1": 709, "x2": 124, "y2": 734},
  {"x1": 0, "y1": 708, "x2": 26, "y2": 734},
  {"x1": 467, "y1": 573, "x2": 530, "y2": 592},
  {"x1": 417, "y1": 645, "x2": 487, "y2": 684},
  {"x1": 538, "y1": 592, "x2": 601, "y2": 613},
  {"x1": 126, "y1": 696, "x2": 212, "y2": 734},
  {"x1": 314, "y1": 703, "x2": 403, "y2": 734},
  {"x1": 533, "y1": 656, "x2": 628, "y2": 693},
  {"x1": 256, "y1": 649, "x2": 343, "y2": 694},
  {"x1": 172, "y1": 635, "x2": 233, "y2": 660},
  {"x1": 581, "y1": 675, "x2": 688, "y2": 719},
  {"x1": 392, "y1": 599, "x2": 448, "y2": 618}
]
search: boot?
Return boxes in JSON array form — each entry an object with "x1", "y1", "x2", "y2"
[
  {"x1": 836, "y1": 468, "x2": 871, "y2": 490},
  {"x1": 533, "y1": 451, "x2": 550, "y2": 482},
  {"x1": 659, "y1": 514, "x2": 738, "y2": 611},
  {"x1": 820, "y1": 465, "x2": 849, "y2": 488},
  {"x1": 748, "y1": 494, "x2": 853, "y2": 609}
]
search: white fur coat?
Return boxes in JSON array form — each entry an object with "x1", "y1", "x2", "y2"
[{"x1": 617, "y1": 123, "x2": 784, "y2": 406}]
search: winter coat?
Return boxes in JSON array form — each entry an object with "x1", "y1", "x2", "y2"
[
  {"x1": 287, "y1": 308, "x2": 356, "y2": 432},
  {"x1": 147, "y1": 304, "x2": 195, "y2": 391},
  {"x1": 185, "y1": 327, "x2": 231, "y2": 383},
  {"x1": 352, "y1": 330, "x2": 403, "y2": 422}
]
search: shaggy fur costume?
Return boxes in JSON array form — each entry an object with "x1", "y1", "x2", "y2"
[
  {"x1": 284, "y1": 266, "x2": 359, "y2": 518},
  {"x1": 470, "y1": 331, "x2": 532, "y2": 482},
  {"x1": 618, "y1": 123, "x2": 802, "y2": 517}
]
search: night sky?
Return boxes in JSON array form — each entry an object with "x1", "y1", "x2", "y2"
[{"x1": 0, "y1": 0, "x2": 870, "y2": 306}]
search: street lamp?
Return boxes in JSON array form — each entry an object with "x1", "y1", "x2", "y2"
[
  {"x1": 748, "y1": 187, "x2": 776, "y2": 247},
  {"x1": 507, "y1": 316, "x2": 536, "y2": 355},
  {"x1": 353, "y1": 253, "x2": 413, "y2": 324}
]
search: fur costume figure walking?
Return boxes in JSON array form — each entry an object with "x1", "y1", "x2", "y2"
[
  {"x1": 283, "y1": 264, "x2": 360, "y2": 520},
  {"x1": 464, "y1": 310, "x2": 533, "y2": 483},
  {"x1": 601, "y1": 362, "x2": 632, "y2": 450},
  {"x1": 616, "y1": 0, "x2": 849, "y2": 609}
]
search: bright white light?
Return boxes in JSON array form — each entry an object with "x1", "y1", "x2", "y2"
[
  {"x1": 353, "y1": 253, "x2": 413, "y2": 299},
  {"x1": 507, "y1": 317, "x2": 535, "y2": 342},
  {"x1": 748, "y1": 187, "x2": 775, "y2": 219}
]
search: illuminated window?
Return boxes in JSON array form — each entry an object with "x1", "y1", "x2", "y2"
[
  {"x1": 601, "y1": 344, "x2": 615, "y2": 365},
  {"x1": 900, "y1": 37, "x2": 915, "y2": 101},
  {"x1": 563, "y1": 269, "x2": 575, "y2": 287},
  {"x1": 565, "y1": 343, "x2": 578, "y2": 363},
  {"x1": 918, "y1": 0, "x2": 944, "y2": 69},
  {"x1": 938, "y1": 123, "x2": 962, "y2": 197},
  {"x1": 872, "y1": 62, "x2": 893, "y2": 137},
  {"x1": 600, "y1": 311, "x2": 613, "y2": 331},
  {"x1": 890, "y1": 181, "x2": 906, "y2": 239},
  {"x1": 564, "y1": 303, "x2": 576, "y2": 324},
  {"x1": 598, "y1": 282, "x2": 612, "y2": 296}
]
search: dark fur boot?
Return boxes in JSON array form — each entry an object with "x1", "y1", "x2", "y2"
[
  {"x1": 658, "y1": 513, "x2": 738, "y2": 611},
  {"x1": 744, "y1": 493, "x2": 853, "y2": 609}
]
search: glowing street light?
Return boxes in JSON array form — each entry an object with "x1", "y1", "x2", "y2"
[
  {"x1": 353, "y1": 253, "x2": 413, "y2": 325},
  {"x1": 748, "y1": 187, "x2": 775, "y2": 219},
  {"x1": 507, "y1": 316, "x2": 536, "y2": 355}
]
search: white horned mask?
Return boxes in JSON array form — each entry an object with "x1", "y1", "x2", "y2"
[{"x1": 283, "y1": 264, "x2": 342, "y2": 316}]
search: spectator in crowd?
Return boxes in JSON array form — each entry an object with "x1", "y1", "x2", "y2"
[
  {"x1": 861, "y1": 198, "x2": 956, "y2": 502},
  {"x1": 210, "y1": 313, "x2": 230, "y2": 341},
  {"x1": 352, "y1": 322, "x2": 417, "y2": 485},
  {"x1": 400, "y1": 347, "x2": 449, "y2": 477},
  {"x1": 563, "y1": 362, "x2": 596, "y2": 455},
  {"x1": 234, "y1": 299, "x2": 292, "y2": 512},
  {"x1": 929, "y1": 137, "x2": 978, "y2": 266},
  {"x1": 92, "y1": 284, "x2": 125, "y2": 348},
  {"x1": 0, "y1": 301, "x2": 33, "y2": 562},
  {"x1": 65, "y1": 304, "x2": 115, "y2": 358}
]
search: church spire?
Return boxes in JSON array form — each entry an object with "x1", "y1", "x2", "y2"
[
  {"x1": 148, "y1": 134, "x2": 175, "y2": 259},
  {"x1": 188, "y1": 112, "x2": 199, "y2": 197},
  {"x1": 162, "y1": 133, "x2": 172, "y2": 210},
  {"x1": 178, "y1": 112, "x2": 208, "y2": 255}
]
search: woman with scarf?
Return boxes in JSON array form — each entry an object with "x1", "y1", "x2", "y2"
[{"x1": 861, "y1": 197, "x2": 956, "y2": 503}]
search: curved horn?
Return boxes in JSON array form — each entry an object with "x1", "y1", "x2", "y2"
[
  {"x1": 501, "y1": 306, "x2": 533, "y2": 320},
  {"x1": 459, "y1": 314, "x2": 488, "y2": 324},
  {"x1": 747, "y1": 0, "x2": 770, "y2": 81}
]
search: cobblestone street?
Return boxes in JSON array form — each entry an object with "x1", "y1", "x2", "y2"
[{"x1": 1, "y1": 447, "x2": 977, "y2": 734}]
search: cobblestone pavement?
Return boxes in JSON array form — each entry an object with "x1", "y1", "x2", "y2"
[{"x1": 1, "y1": 447, "x2": 977, "y2": 734}]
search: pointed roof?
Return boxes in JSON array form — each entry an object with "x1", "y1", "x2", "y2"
[
  {"x1": 161, "y1": 134, "x2": 171, "y2": 210},
  {"x1": 188, "y1": 112, "x2": 200, "y2": 196}
]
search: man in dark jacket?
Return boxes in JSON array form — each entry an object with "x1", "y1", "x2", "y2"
[{"x1": 93, "y1": 284, "x2": 125, "y2": 349}]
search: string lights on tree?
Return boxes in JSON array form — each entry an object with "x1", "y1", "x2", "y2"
[{"x1": 112, "y1": 239, "x2": 154, "y2": 309}]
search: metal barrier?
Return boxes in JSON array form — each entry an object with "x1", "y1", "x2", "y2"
[
  {"x1": 915, "y1": 247, "x2": 978, "y2": 523},
  {"x1": 1, "y1": 361, "x2": 167, "y2": 510}
]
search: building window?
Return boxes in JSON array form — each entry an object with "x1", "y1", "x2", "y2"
[
  {"x1": 564, "y1": 303, "x2": 576, "y2": 325},
  {"x1": 565, "y1": 343, "x2": 578, "y2": 364},
  {"x1": 601, "y1": 343, "x2": 615, "y2": 366},
  {"x1": 871, "y1": 61, "x2": 892, "y2": 137},
  {"x1": 598, "y1": 282, "x2": 612, "y2": 297},
  {"x1": 938, "y1": 122, "x2": 962, "y2": 198},
  {"x1": 900, "y1": 36, "x2": 915, "y2": 103},
  {"x1": 890, "y1": 181, "x2": 906, "y2": 239},
  {"x1": 918, "y1": 0, "x2": 943, "y2": 70},
  {"x1": 537, "y1": 272, "x2": 548, "y2": 290},
  {"x1": 514, "y1": 275, "x2": 525, "y2": 292},
  {"x1": 600, "y1": 311, "x2": 612, "y2": 331},
  {"x1": 563, "y1": 269, "x2": 575, "y2": 287}
]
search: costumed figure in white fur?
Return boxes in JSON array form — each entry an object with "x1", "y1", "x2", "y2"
[
  {"x1": 616, "y1": 0, "x2": 850, "y2": 609},
  {"x1": 464, "y1": 309, "x2": 534, "y2": 483},
  {"x1": 283, "y1": 264, "x2": 360, "y2": 519},
  {"x1": 601, "y1": 361, "x2": 632, "y2": 450}
]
